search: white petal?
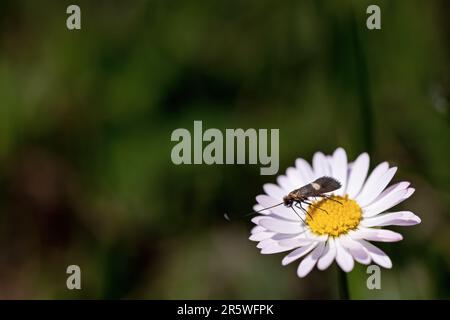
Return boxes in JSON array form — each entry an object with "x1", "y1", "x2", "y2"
[
  {"x1": 251, "y1": 215, "x2": 266, "y2": 225},
  {"x1": 371, "y1": 181, "x2": 410, "y2": 203},
  {"x1": 317, "y1": 237, "x2": 336, "y2": 270},
  {"x1": 257, "y1": 235, "x2": 298, "y2": 248},
  {"x1": 256, "y1": 235, "x2": 298, "y2": 248},
  {"x1": 403, "y1": 188, "x2": 415, "y2": 199},
  {"x1": 330, "y1": 148, "x2": 348, "y2": 196},
  {"x1": 350, "y1": 227, "x2": 403, "y2": 242},
  {"x1": 355, "y1": 162, "x2": 389, "y2": 204},
  {"x1": 255, "y1": 195, "x2": 282, "y2": 210},
  {"x1": 346, "y1": 153, "x2": 370, "y2": 198},
  {"x1": 340, "y1": 235, "x2": 371, "y2": 264},
  {"x1": 261, "y1": 243, "x2": 298, "y2": 254},
  {"x1": 357, "y1": 239, "x2": 392, "y2": 268},
  {"x1": 278, "y1": 237, "x2": 313, "y2": 247},
  {"x1": 281, "y1": 242, "x2": 318, "y2": 266},
  {"x1": 249, "y1": 231, "x2": 275, "y2": 241},
  {"x1": 363, "y1": 188, "x2": 410, "y2": 217},
  {"x1": 279, "y1": 238, "x2": 311, "y2": 248},
  {"x1": 389, "y1": 188, "x2": 415, "y2": 209},
  {"x1": 361, "y1": 211, "x2": 421, "y2": 227},
  {"x1": 259, "y1": 218, "x2": 305, "y2": 234},
  {"x1": 286, "y1": 167, "x2": 305, "y2": 189},
  {"x1": 297, "y1": 242, "x2": 326, "y2": 278},
  {"x1": 295, "y1": 158, "x2": 315, "y2": 184},
  {"x1": 335, "y1": 239, "x2": 354, "y2": 272},
  {"x1": 313, "y1": 151, "x2": 331, "y2": 178},
  {"x1": 257, "y1": 238, "x2": 276, "y2": 249},
  {"x1": 253, "y1": 204, "x2": 264, "y2": 212},
  {"x1": 279, "y1": 232, "x2": 326, "y2": 247},
  {"x1": 252, "y1": 213, "x2": 288, "y2": 225},
  {"x1": 263, "y1": 183, "x2": 286, "y2": 200},
  {"x1": 255, "y1": 195, "x2": 299, "y2": 220},
  {"x1": 277, "y1": 175, "x2": 295, "y2": 193},
  {"x1": 251, "y1": 225, "x2": 265, "y2": 234},
  {"x1": 272, "y1": 233, "x2": 299, "y2": 241},
  {"x1": 357, "y1": 167, "x2": 398, "y2": 207}
]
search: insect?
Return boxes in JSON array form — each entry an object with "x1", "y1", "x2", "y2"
[
  {"x1": 281, "y1": 176, "x2": 342, "y2": 222},
  {"x1": 224, "y1": 176, "x2": 342, "y2": 223}
]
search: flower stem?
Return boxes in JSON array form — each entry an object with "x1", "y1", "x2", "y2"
[
  {"x1": 350, "y1": 10, "x2": 374, "y2": 154},
  {"x1": 338, "y1": 269, "x2": 350, "y2": 300}
]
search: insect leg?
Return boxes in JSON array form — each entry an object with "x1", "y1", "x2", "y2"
[
  {"x1": 321, "y1": 194, "x2": 343, "y2": 205},
  {"x1": 295, "y1": 202, "x2": 306, "y2": 214},
  {"x1": 303, "y1": 200, "x2": 329, "y2": 215},
  {"x1": 290, "y1": 205, "x2": 306, "y2": 224},
  {"x1": 297, "y1": 202, "x2": 314, "y2": 220}
]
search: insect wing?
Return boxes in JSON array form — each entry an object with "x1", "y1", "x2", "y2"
[{"x1": 312, "y1": 176, "x2": 341, "y2": 193}]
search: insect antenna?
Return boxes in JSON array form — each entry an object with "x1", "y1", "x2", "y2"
[{"x1": 224, "y1": 202, "x2": 284, "y2": 222}]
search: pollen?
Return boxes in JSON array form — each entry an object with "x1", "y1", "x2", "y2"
[{"x1": 306, "y1": 195, "x2": 362, "y2": 237}]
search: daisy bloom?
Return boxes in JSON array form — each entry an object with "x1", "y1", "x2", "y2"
[{"x1": 249, "y1": 148, "x2": 420, "y2": 278}]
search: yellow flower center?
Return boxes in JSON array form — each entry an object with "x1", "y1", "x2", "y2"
[{"x1": 306, "y1": 195, "x2": 362, "y2": 237}]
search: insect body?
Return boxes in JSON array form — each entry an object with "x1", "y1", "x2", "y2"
[
  {"x1": 283, "y1": 176, "x2": 341, "y2": 207},
  {"x1": 282, "y1": 176, "x2": 341, "y2": 221}
]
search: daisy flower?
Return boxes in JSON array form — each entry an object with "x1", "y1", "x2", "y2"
[{"x1": 249, "y1": 148, "x2": 420, "y2": 278}]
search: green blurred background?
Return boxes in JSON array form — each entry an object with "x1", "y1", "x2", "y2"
[{"x1": 0, "y1": 0, "x2": 449, "y2": 299}]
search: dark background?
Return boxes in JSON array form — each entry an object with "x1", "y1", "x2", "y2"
[{"x1": 0, "y1": 0, "x2": 449, "y2": 299}]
